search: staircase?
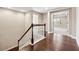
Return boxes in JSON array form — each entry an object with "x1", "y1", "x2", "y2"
[{"x1": 18, "y1": 24, "x2": 46, "y2": 51}]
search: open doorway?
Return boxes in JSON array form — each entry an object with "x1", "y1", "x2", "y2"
[{"x1": 51, "y1": 10, "x2": 69, "y2": 35}]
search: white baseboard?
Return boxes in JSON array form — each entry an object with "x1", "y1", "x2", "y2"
[
  {"x1": 34, "y1": 37, "x2": 46, "y2": 44},
  {"x1": 4, "y1": 45, "x2": 18, "y2": 51},
  {"x1": 47, "y1": 32, "x2": 53, "y2": 34},
  {"x1": 64, "y1": 34, "x2": 76, "y2": 40},
  {"x1": 62, "y1": 34, "x2": 79, "y2": 47},
  {"x1": 76, "y1": 37, "x2": 79, "y2": 47}
]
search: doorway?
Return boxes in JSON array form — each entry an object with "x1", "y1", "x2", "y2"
[{"x1": 51, "y1": 10, "x2": 70, "y2": 35}]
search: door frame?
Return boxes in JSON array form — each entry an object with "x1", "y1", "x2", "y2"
[{"x1": 50, "y1": 8, "x2": 72, "y2": 34}]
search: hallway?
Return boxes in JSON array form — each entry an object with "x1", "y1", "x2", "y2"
[
  {"x1": 0, "y1": 7, "x2": 78, "y2": 51},
  {"x1": 20, "y1": 33, "x2": 79, "y2": 51}
]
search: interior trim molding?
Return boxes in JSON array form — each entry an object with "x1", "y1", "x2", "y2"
[
  {"x1": 47, "y1": 31, "x2": 53, "y2": 34},
  {"x1": 64, "y1": 34, "x2": 76, "y2": 40},
  {"x1": 34, "y1": 37, "x2": 46, "y2": 44},
  {"x1": 4, "y1": 45, "x2": 18, "y2": 51}
]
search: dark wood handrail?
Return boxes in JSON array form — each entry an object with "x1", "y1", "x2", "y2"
[
  {"x1": 33, "y1": 24, "x2": 46, "y2": 37},
  {"x1": 18, "y1": 24, "x2": 46, "y2": 42},
  {"x1": 33, "y1": 24, "x2": 45, "y2": 26},
  {"x1": 18, "y1": 24, "x2": 46, "y2": 50},
  {"x1": 18, "y1": 24, "x2": 32, "y2": 42}
]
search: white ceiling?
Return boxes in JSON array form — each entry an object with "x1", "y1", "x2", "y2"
[
  {"x1": 31, "y1": 7, "x2": 56, "y2": 13},
  {"x1": 7, "y1": 7, "x2": 57, "y2": 13}
]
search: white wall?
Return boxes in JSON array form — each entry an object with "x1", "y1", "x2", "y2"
[
  {"x1": 0, "y1": 8, "x2": 25, "y2": 50},
  {"x1": 43, "y1": 13, "x2": 49, "y2": 32},
  {"x1": 0, "y1": 9, "x2": 44, "y2": 50},
  {"x1": 43, "y1": 12, "x2": 53, "y2": 33},
  {"x1": 32, "y1": 11, "x2": 43, "y2": 24},
  {"x1": 19, "y1": 12, "x2": 32, "y2": 47},
  {"x1": 25, "y1": 12, "x2": 32, "y2": 31},
  {"x1": 76, "y1": 7, "x2": 79, "y2": 47},
  {"x1": 69, "y1": 8, "x2": 76, "y2": 36},
  {"x1": 43, "y1": 11, "x2": 54, "y2": 33}
]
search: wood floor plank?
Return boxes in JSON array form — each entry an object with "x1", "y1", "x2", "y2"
[{"x1": 20, "y1": 33, "x2": 79, "y2": 51}]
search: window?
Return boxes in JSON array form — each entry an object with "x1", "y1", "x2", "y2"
[{"x1": 33, "y1": 14, "x2": 38, "y2": 24}]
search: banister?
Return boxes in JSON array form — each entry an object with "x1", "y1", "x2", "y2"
[
  {"x1": 18, "y1": 24, "x2": 32, "y2": 42},
  {"x1": 18, "y1": 23, "x2": 46, "y2": 50},
  {"x1": 33, "y1": 24, "x2": 45, "y2": 26},
  {"x1": 33, "y1": 24, "x2": 46, "y2": 36}
]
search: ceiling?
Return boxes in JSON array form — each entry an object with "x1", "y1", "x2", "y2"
[{"x1": 7, "y1": 7, "x2": 57, "y2": 13}]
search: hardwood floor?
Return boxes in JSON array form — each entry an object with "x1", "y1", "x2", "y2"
[{"x1": 20, "y1": 33, "x2": 79, "y2": 51}]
